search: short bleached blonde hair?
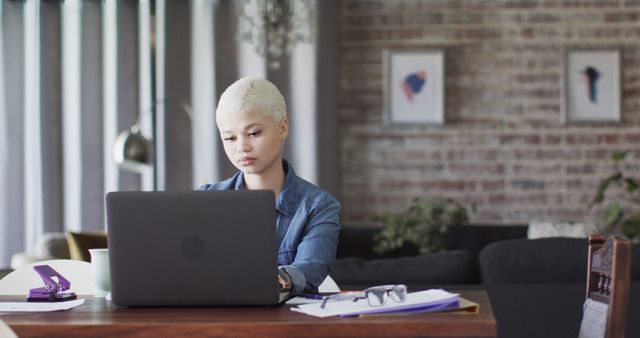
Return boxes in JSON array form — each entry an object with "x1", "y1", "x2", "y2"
[{"x1": 216, "y1": 77, "x2": 287, "y2": 125}]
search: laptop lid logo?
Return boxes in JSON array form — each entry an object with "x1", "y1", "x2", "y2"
[{"x1": 181, "y1": 235, "x2": 206, "y2": 259}]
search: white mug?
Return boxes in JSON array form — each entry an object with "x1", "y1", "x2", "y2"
[{"x1": 88, "y1": 248, "x2": 111, "y2": 297}]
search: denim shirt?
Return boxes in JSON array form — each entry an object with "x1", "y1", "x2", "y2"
[{"x1": 197, "y1": 160, "x2": 341, "y2": 294}]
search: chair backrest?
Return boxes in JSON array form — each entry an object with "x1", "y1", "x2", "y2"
[{"x1": 579, "y1": 235, "x2": 631, "y2": 338}]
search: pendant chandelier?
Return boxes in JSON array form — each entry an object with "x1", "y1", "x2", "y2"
[{"x1": 236, "y1": 0, "x2": 317, "y2": 69}]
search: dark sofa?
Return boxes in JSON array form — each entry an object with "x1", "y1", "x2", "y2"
[
  {"x1": 333, "y1": 224, "x2": 528, "y2": 290},
  {"x1": 332, "y1": 225, "x2": 640, "y2": 338}
]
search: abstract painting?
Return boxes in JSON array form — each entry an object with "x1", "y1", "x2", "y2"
[
  {"x1": 383, "y1": 49, "x2": 444, "y2": 125},
  {"x1": 565, "y1": 50, "x2": 621, "y2": 123}
]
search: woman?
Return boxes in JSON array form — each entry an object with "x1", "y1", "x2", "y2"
[{"x1": 198, "y1": 77, "x2": 341, "y2": 295}]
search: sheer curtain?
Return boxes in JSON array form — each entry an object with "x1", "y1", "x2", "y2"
[
  {"x1": 0, "y1": 0, "x2": 340, "y2": 268},
  {"x1": 0, "y1": 0, "x2": 10, "y2": 266},
  {"x1": 0, "y1": 0, "x2": 145, "y2": 267},
  {"x1": 2, "y1": 0, "x2": 29, "y2": 267}
]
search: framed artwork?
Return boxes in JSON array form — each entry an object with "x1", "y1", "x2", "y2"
[
  {"x1": 564, "y1": 49, "x2": 621, "y2": 123},
  {"x1": 383, "y1": 49, "x2": 445, "y2": 125}
]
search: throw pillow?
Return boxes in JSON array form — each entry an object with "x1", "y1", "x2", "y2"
[
  {"x1": 66, "y1": 232, "x2": 108, "y2": 262},
  {"x1": 35, "y1": 232, "x2": 70, "y2": 259},
  {"x1": 331, "y1": 250, "x2": 479, "y2": 286},
  {"x1": 527, "y1": 221, "x2": 596, "y2": 239}
]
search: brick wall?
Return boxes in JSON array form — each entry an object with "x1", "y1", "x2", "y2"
[{"x1": 339, "y1": 0, "x2": 640, "y2": 226}]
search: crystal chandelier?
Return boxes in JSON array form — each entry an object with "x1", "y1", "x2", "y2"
[{"x1": 237, "y1": 0, "x2": 317, "y2": 69}]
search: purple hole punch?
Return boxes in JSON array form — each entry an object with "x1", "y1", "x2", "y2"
[{"x1": 27, "y1": 265, "x2": 77, "y2": 302}]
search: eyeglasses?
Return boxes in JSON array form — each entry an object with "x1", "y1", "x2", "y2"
[{"x1": 320, "y1": 284, "x2": 407, "y2": 309}]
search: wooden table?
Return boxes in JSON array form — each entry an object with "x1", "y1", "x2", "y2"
[{"x1": 1, "y1": 290, "x2": 496, "y2": 338}]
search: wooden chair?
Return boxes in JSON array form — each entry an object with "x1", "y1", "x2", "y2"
[{"x1": 579, "y1": 235, "x2": 632, "y2": 338}]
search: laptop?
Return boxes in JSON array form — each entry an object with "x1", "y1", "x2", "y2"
[{"x1": 106, "y1": 190, "x2": 292, "y2": 306}]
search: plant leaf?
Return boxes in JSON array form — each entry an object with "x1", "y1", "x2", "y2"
[
  {"x1": 612, "y1": 150, "x2": 629, "y2": 162},
  {"x1": 603, "y1": 203, "x2": 624, "y2": 229},
  {"x1": 373, "y1": 197, "x2": 468, "y2": 254},
  {"x1": 621, "y1": 215, "x2": 640, "y2": 241},
  {"x1": 624, "y1": 178, "x2": 639, "y2": 193},
  {"x1": 589, "y1": 173, "x2": 622, "y2": 209}
]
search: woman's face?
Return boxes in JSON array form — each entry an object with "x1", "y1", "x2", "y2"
[{"x1": 217, "y1": 109, "x2": 288, "y2": 176}]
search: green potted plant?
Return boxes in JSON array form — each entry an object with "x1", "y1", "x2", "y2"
[
  {"x1": 373, "y1": 197, "x2": 469, "y2": 254},
  {"x1": 589, "y1": 150, "x2": 640, "y2": 242}
]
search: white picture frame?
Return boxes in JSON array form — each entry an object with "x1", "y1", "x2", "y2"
[
  {"x1": 564, "y1": 49, "x2": 621, "y2": 123},
  {"x1": 383, "y1": 49, "x2": 445, "y2": 125}
]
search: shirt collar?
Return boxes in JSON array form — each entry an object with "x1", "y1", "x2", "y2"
[
  {"x1": 232, "y1": 160, "x2": 299, "y2": 217},
  {"x1": 232, "y1": 172, "x2": 245, "y2": 190},
  {"x1": 276, "y1": 160, "x2": 299, "y2": 217}
]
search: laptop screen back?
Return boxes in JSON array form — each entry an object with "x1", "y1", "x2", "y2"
[{"x1": 106, "y1": 190, "x2": 279, "y2": 306}]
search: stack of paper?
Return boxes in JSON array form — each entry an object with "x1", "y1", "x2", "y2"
[
  {"x1": 291, "y1": 289, "x2": 464, "y2": 318},
  {"x1": 0, "y1": 299, "x2": 85, "y2": 312}
]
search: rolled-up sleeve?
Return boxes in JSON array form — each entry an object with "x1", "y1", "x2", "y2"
[{"x1": 280, "y1": 200, "x2": 341, "y2": 294}]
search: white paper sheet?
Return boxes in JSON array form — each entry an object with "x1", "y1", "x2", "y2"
[
  {"x1": 0, "y1": 299, "x2": 85, "y2": 312},
  {"x1": 291, "y1": 289, "x2": 459, "y2": 318},
  {"x1": 285, "y1": 296, "x2": 324, "y2": 305}
]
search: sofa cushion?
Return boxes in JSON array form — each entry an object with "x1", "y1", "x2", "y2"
[
  {"x1": 479, "y1": 237, "x2": 588, "y2": 284},
  {"x1": 336, "y1": 226, "x2": 419, "y2": 260},
  {"x1": 336, "y1": 224, "x2": 528, "y2": 260},
  {"x1": 66, "y1": 232, "x2": 108, "y2": 262},
  {"x1": 331, "y1": 249, "x2": 479, "y2": 286},
  {"x1": 445, "y1": 224, "x2": 528, "y2": 256},
  {"x1": 35, "y1": 232, "x2": 70, "y2": 259}
]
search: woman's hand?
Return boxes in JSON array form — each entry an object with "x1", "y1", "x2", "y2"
[{"x1": 278, "y1": 269, "x2": 293, "y2": 292}]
